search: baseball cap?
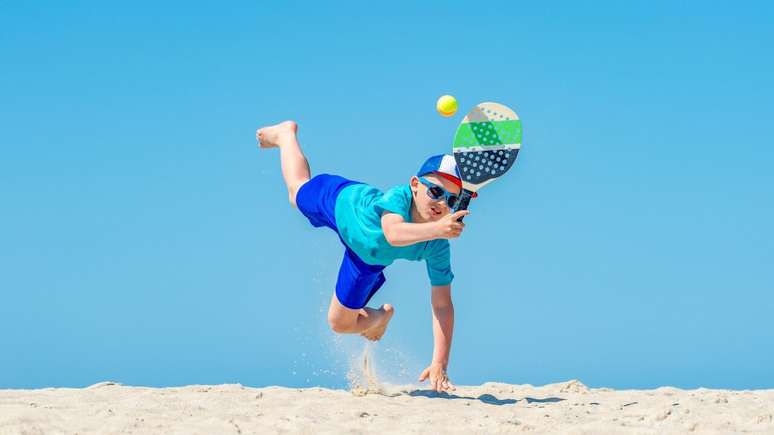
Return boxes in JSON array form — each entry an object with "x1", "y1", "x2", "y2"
[{"x1": 417, "y1": 154, "x2": 477, "y2": 197}]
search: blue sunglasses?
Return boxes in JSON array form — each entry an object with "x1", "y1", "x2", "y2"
[{"x1": 418, "y1": 177, "x2": 460, "y2": 208}]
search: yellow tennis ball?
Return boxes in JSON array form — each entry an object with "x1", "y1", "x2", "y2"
[{"x1": 436, "y1": 95, "x2": 458, "y2": 117}]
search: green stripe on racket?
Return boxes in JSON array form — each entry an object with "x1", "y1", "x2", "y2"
[{"x1": 452, "y1": 102, "x2": 522, "y2": 221}]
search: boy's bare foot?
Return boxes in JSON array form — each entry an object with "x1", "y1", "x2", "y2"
[
  {"x1": 256, "y1": 120, "x2": 298, "y2": 148},
  {"x1": 360, "y1": 304, "x2": 394, "y2": 341}
]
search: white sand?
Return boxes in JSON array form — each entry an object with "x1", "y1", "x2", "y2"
[{"x1": 2, "y1": 380, "x2": 773, "y2": 434}]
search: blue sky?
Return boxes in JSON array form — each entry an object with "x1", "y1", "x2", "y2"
[{"x1": 1, "y1": 1, "x2": 773, "y2": 390}]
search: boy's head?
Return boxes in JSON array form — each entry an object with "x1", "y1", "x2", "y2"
[{"x1": 410, "y1": 154, "x2": 464, "y2": 222}]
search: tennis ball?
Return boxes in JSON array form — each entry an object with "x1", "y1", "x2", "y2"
[{"x1": 436, "y1": 95, "x2": 458, "y2": 117}]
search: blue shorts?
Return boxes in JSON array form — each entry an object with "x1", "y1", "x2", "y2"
[{"x1": 296, "y1": 174, "x2": 387, "y2": 310}]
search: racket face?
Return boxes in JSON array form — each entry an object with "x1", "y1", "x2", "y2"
[{"x1": 452, "y1": 102, "x2": 521, "y2": 191}]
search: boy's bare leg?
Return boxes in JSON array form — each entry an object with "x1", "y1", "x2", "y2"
[
  {"x1": 256, "y1": 120, "x2": 310, "y2": 207},
  {"x1": 327, "y1": 294, "x2": 395, "y2": 341}
]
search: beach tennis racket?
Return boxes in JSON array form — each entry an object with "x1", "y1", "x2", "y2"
[{"x1": 452, "y1": 102, "x2": 522, "y2": 221}]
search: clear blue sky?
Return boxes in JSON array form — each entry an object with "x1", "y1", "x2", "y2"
[{"x1": 1, "y1": 1, "x2": 772, "y2": 390}]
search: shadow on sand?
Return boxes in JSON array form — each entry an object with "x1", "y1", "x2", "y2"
[{"x1": 407, "y1": 390, "x2": 565, "y2": 406}]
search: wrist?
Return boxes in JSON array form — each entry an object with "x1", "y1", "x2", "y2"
[
  {"x1": 428, "y1": 221, "x2": 442, "y2": 239},
  {"x1": 431, "y1": 358, "x2": 448, "y2": 368}
]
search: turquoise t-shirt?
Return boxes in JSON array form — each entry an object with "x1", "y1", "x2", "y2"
[{"x1": 334, "y1": 184, "x2": 454, "y2": 286}]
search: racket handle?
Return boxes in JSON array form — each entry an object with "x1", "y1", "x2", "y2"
[{"x1": 455, "y1": 190, "x2": 474, "y2": 222}]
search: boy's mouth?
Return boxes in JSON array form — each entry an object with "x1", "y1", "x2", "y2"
[{"x1": 430, "y1": 205, "x2": 443, "y2": 217}]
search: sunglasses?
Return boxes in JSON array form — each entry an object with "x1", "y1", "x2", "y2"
[{"x1": 418, "y1": 177, "x2": 460, "y2": 209}]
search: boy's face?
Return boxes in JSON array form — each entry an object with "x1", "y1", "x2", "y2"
[{"x1": 409, "y1": 173, "x2": 462, "y2": 222}]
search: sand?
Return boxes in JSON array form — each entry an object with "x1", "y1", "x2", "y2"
[{"x1": 2, "y1": 380, "x2": 773, "y2": 434}]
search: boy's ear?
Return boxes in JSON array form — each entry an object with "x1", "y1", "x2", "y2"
[{"x1": 409, "y1": 176, "x2": 419, "y2": 193}]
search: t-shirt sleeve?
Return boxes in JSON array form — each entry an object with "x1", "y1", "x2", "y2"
[
  {"x1": 373, "y1": 185, "x2": 411, "y2": 220},
  {"x1": 425, "y1": 240, "x2": 454, "y2": 286}
]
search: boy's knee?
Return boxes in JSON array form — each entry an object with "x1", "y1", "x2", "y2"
[
  {"x1": 288, "y1": 180, "x2": 308, "y2": 209},
  {"x1": 327, "y1": 313, "x2": 353, "y2": 334}
]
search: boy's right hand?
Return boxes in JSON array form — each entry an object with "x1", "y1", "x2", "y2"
[{"x1": 434, "y1": 210, "x2": 469, "y2": 239}]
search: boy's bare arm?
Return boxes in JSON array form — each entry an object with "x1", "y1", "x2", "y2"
[
  {"x1": 381, "y1": 211, "x2": 469, "y2": 247},
  {"x1": 430, "y1": 284, "x2": 454, "y2": 367},
  {"x1": 419, "y1": 284, "x2": 455, "y2": 392}
]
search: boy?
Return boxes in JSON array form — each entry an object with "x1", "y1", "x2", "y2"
[{"x1": 257, "y1": 121, "x2": 469, "y2": 392}]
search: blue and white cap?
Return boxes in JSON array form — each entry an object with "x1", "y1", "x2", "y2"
[
  {"x1": 417, "y1": 154, "x2": 476, "y2": 196},
  {"x1": 417, "y1": 154, "x2": 460, "y2": 182}
]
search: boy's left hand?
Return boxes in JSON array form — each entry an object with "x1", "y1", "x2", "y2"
[{"x1": 419, "y1": 362, "x2": 455, "y2": 392}]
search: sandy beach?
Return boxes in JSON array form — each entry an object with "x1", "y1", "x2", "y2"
[{"x1": 2, "y1": 380, "x2": 773, "y2": 434}]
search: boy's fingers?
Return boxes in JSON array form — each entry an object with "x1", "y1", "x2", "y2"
[
  {"x1": 451, "y1": 210, "x2": 470, "y2": 219},
  {"x1": 418, "y1": 369, "x2": 429, "y2": 382},
  {"x1": 358, "y1": 308, "x2": 369, "y2": 317}
]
